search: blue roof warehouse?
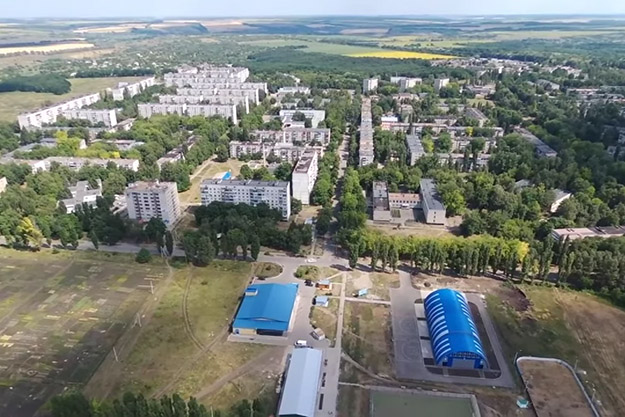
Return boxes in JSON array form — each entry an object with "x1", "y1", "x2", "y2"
[
  {"x1": 233, "y1": 283, "x2": 298, "y2": 336},
  {"x1": 424, "y1": 288, "x2": 488, "y2": 369}
]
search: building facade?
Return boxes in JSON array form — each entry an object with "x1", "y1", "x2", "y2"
[
  {"x1": 125, "y1": 181, "x2": 181, "y2": 229},
  {"x1": 60, "y1": 180, "x2": 102, "y2": 213},
  {"x1": 18, "y1": 93, "x2": 102, "y2": 130},
  {"x1": 362, "y1": 78, "x2": 379, "y2": 93},
  {"x1": 61, "y1": 109, "x2": 118, "y2": 127},
  {"x1": 420, "y1": 178, "x2": 447, "y2": 225},
  {"x1": 291, "y1": 150, "x2": 318, "y2": 205},
  {"x1": 359, "y1": 98, "x2": 374, "y2": 166},
  {"x1": 109, "y1": 77, "x2": 156, "y2": 101},
  {"x1": 201, "y1": 179, "x2": 291, "y2": 219},
  {"x1": 137, "y1": 103, "x2": 238, "y2": 124}
]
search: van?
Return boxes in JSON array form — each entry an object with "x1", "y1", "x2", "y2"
[{"x1": 294, "y1": 340, "x2": 308, "y2": 347}]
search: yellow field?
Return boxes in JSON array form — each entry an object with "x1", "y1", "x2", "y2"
[
  {"x1": 346, "y1": 50, "x2": 456, "y2": 59},
  {"x1": 0, "y1": 42, "x2": 94, "y2": 55}
]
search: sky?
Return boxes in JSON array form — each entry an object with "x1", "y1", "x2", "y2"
[{"x1": 3, "y1": 0, "x2": 625, "y2": 19}]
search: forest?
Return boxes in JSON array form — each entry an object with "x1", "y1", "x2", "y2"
[{"x1": 0, "y1": 74, "x2": 71, "y2": 94}]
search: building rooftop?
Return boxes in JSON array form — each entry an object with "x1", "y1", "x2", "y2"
[
  {"x1": 278, "y1": 347, "x2": 322, "y2": 417},
  {"x1": 233, "y1": 283, "x2": 298, "y2": 332},
  {"x1": 61, "y1": 180, "x2": 102, "y2": 209},
  {"x1": 420, "y1": 178, "x2": 446, "y2": 211},
  {"x1": 125, "y1": 181, "x2": 177, "y2": 193},
  {"x1": 202, "y1": 179, "x2": 290, "y2": 188},
  {"x1": 294, "y1": 151, "x2": 316, "y2": 174}
]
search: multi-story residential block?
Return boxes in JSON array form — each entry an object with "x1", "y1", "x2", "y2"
[
  {"x1": 165, "y1": 66, "x2": 250, "y2": 84},
  {"x1": 362, "y1": 78, "x2": 379, "y2": 93},
  {"x1": 515, "y1": 128, "x2": 557, "y2": 158},
  {"x1": 464, "y1": 107, "x2": 489, "y2": 127},
  {"x1": 229, "y1": 141, "x2": 323, "y2": 164},
  {"x1": 279, "y1": 109, "x2": 326, "y2": 128},
  {"x1": 277, "y1": 86, "x2": 311, "y2": 98},
  {"x1": 60, "y1": 180, "x2": 102, "y2": 213},
  {"x1": 109, "y1": 77, "x2": 156, "y2": 101},
  {"x1": 201, "y1": 179, "x2": 291, "y2": 219},
  {"x1": 137, "y1": 103, "x2": 238, "y2": 123},
  {"x1": 465, "y1": 84, "x2": 496, "y2": 98},
  {"x1": 291, "y1": 150, "x2": 318, "y2": 205},
  {"x1": 389, "y1": 76, "x2": 422, "y2": 90},
  {"x1": 359, "y1": 98, "x2": 374, "y2": 167},
  {"x1": 434, "y1": 78, "x2": 450, "y2": 92},
  {"x1": 249, "y1": 128, "x2": 331, "y2": 145},
  {"x1": 420, "y1": 178, "x2": 447, "y2": 225},
  {"x1": 47, "y1": 157, "x2": 140, "y2": 172},
  {"x1": 158, "y1": 95, "x2": 205, "y2": 105},
  {"x1": 61, "y1": 109, "x2": 118, "y2": 127},
  {"x1": 18, "y1": 93, "x2": 102, "y2": 130},
  {"x1": 176, "y1": 87, "x2": 259, "y2": 105},
  {"x1": 406, "y1": 134, "x2": 425, "y2": 166},
  {"x1": 160, "y1": 94, "x2": 250, "y2": 113},
  {"x1": 125, "y1": 181, "x2": 181, "y2": 229}
]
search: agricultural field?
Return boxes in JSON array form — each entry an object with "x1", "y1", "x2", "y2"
[
  {"x1": 346, "y1": 50, "x2": 456, "y2": 59},
  {"x1": 86, "y1": 259, "x2": 285, "y2": 409},
  {"x1": 0, "y1": 76, "x2": 144, "y2": 122},
  {"x1": 0, "y1": 42, "x2": 94, "y2": 56},
  {"x1": 0, "y1": 249, "x2": 167, "y2": 417},
  {"x1": 487, "y1": 285, "x2": 625, "y2": 417}
]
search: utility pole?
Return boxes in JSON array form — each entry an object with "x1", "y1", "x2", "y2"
[{"x1": 113, "y1": 347, "x2": 119, "y2": 362}]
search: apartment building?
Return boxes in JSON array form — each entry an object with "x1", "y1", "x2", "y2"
[
  {"x1": 515, "y1": 128, "x2": 557, "y2": 158},
  {"x1": 60, "y1": 180, "x2": 102, "y2": 213},
  {"x1": 291, "y1": 151, "x2": 319, "y2": 205},
  {"x1": 277, "y1": 86, "x2": 311, "y2": 98},
  {"x1": 279, "y1": 109, "x2": 326, "y2": 128},
  {"x1": 165, "y1": 66, "x2": 250, "y2": 84},
  {"x1": 420, "y1": 178, "x2": 447, "y2": 225},
  {"x1": 390, "y1": 76, "x2": 422, "y2": 91},
  {"x1": 359, "y1": 98, "x2": 374, "y2": 167},
  {"x1": 160, "y1": 94, "x2": 250, "y2": 113},
  {"x1": 61, "y1": 109, "x2": 118, "y2": 127},
  {"x1": 249, "y1": 128, "x2": 331, "y2": 145},
  {"x1": 137, "y1": 103, "x2": 238, "y2": 124},
  {"x1": 434, "y1": 78, "x2": 450, "y2": 92},
  {"x1": 229, "y1": 141, "x2": 323, "y2": 164},
  {"x1": 159, "y1": 95, "x2": 205, "y2": 105},
  {"x1": 176, "y1": 87, "x2": 259, "y2": 105},
  {"x1": 201, "y1": 179, "x2": 291, "y2": 219},
  {"x1": 125, "y1": 181, "x2": 181, "y2": 229},
  {"x1": 464, "y1": 107, "x2": 489, "y2": 127},
  {"x1": 18, "y1": 93, "x2": 102, "y2": 130},
  {"x1": 362, "y1": 78, "x2": 379, "y2": 93},
  {"x1": 47, "y1": 157, "x2": 140, "y2": 172},
  {"x1": 406, "y1": 134, "x2": 425, "y2": 166},
  {"x1": 109, "y1": 77, "x2": 156, "y2": 101}
]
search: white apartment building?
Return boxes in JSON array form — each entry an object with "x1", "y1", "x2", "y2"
[
  {"x1": 109, "y1": 77, "x2": 156, "y2": 101},
  {"x1": 18, "y1": 93, "x2": 102, "y2": 130},
  {"x1": 434, "y1": 78, "x2": 450, "y2": 92},
  {"x1": 277, "y1": 86, "x2": 311, "y2": 98},
  {"x1": 279, "y1": 109, "x2": 326, "y2": 128},
  {"x1": 229, "y1": 141, "x2": 324, "y2": 164},
  {"x1": 125, "y1": 181, "x2": 182, "y2": 229},
  {"x1": 165, "y1": 66, "x2": 250, "y2": 84},
  {"x1": 159, "y1": 95, "x2": 205, "y2": 105},
  {"x1": 359, "y1": 98, "x2": 374, "y2": 167},
  {"x1": 160, "y1": 94, "x2": 250, "y2": 113},
  {"x1": 362, "y1": 78, "x2": 379, "y2": 93},
  {"x1": 291, "y1": 151, "x2": 318, "y2": 205},
  {"x1": 201, "y1": 179, "x2": 291, "y2": 219},
  {"x1": 60, "y1": 180, "x2": 102, "y2": 213},
  {"x1": 420, "y1": 178, "x2": 447, "y2": 225},
  {"x1": 47, "y1": 157, "x2": 140, "y2": 172},
  {"x1": 249, "y1": 128, "x2": 331, "y2": 145},
  {"x1": 176, "y1": 87, "x2": 259, "y2": 105},
  {"x1": 61, "y1": 109, "x2": 118, "y2": 127},
  {"x1": 137, "y1": 103, "x2": 238, "y2": 123}
]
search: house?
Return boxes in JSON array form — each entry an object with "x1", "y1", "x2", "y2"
[
  {"x1": 314, "y1": 295, "x2": 330, "y2": 307},
  {"x1": 317, "y1": 280, "x2": 332, "y2": 291}
]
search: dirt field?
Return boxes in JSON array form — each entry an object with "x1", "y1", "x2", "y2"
[
  {"x1": 346, "y1": 270, "x2": 399, "y2": 300},
  {"x1": 0, "y1": 249, "x2": 166, "y2": 417},
  {"x1": 488, "y1": 285, "x2": 625, "y2": 416},
  {"x1": 518, "y1": 359, "x2": 594, "y2": 417}
]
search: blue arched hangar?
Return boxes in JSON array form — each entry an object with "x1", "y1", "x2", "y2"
[{"x1": 424, "y1": 288, "x2": 488, "y2": 369}]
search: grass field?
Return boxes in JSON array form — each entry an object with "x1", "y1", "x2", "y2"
[
  {"x1": 106, "y1": 260, "x2": 280, "y2": 409},
  {"x1": 0, "y1": 248, "x2": 166, "y2": 417},
  {"x1": 251, "y1": 262, "x2": 282, "y2": 279},
  {"x1": 370, "y1": 390, "x2": 475, "y2": 417},
  {"x1": 310, "y1": 298, "x2": 339, "y2": 346},
  {"x1": 294, "y1": 265, "x2": 338, "y2": 281},
  {"x1": 487, "y1": 285, "x2": 625, "y2": 416},
  {"x1": 0, "y1": 76, "x2": 143, "y2": 122}
]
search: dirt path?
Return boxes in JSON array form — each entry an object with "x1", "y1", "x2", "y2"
[
  {"x1": 83, "y1": 258, "x2": 176, "y2": 400},
  {"x1": 182, "y1": 268, "x2": 205, "y2": 350},
  {"x1": 193, "y1": 348, "x2": 282, "y2": 401}
]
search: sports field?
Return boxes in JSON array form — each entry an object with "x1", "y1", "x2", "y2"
[
  {"x1": 0, "y1": 76, "x2": 144, "y2": 122},
  {"x1": 370, "y1": 390, "x2": 476, "y2": 417}
]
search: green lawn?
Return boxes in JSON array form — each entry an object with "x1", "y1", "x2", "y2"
[{"x1": 0, "y1": 76, "x2": 143, "y2": 122}]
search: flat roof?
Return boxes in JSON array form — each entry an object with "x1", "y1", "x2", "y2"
[
  {"x1": 420, "y1": 178, "x2": 446, "y2": 211},
  {"x1": 278, "y1": 348, "x2": 322, "y2": 417},
  {"x1": 201, "y1": 179, "x2": 289, "y2": 188}
]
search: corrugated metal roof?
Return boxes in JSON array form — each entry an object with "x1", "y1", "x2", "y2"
[
  {"x1": 233, "y1": 283, "x2": 297, "y2": 331},
  {"x1": 278, "y1": 348, "x2": 322, "y2": 417},
  {"x1": 424, "y1": 289, "x2": 487, "y2": 366}
]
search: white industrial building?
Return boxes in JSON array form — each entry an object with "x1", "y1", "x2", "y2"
[
  {"x1": 291, "y1": 150, "x2": 318, "y2": 205},
  {"x1": 277, "y1": 348, "x2": 323, "y2": 417},
  {"x1": 61, "y1": 109, "x2": 118, "y2": 127},
  {"x1": 359, "y1": 97, "x2": 374, "y2": 166},
  {"x1": 60, "y1": 180, "x2": 102, "y2": 213},
  {"x1": 125, "y1": 181, "x2": 181, "y2": 229},
  {"x1": 17, "y1": 93, "x2": 102, "y2": 130},
  {"x1": 109, "y1": 77, "x2": 156, "y2": 101},
  {"x1": 201, "y1": 179, "x2": 291, "y2": 219},
  {"x1": 362, "y1": 78, "x2": 379, "y2": 93},
  {"x1": 420, "y1": 178, "x2": 447, "y2": 225},
  {"x1": 137, "y1": 103, "x2": 238, "y2": 124},
  {"x1": 279, "y1": 109, "x2": 326, "y2": 128}
]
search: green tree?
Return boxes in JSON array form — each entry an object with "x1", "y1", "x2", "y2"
[
  {"x1": 250, "y1": 234, "x2": 260, "y2": 261},
  {"x1": 135, "y1": 248, "x2": 152, "y2": 264}
]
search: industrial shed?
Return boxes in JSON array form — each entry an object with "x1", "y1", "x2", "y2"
[
  {"x1": 232, "y1": 283, "x2": 298, "y2": 336},
  {"x1": 424, "y1": 289, "x2": 488, "y2": 369},
  {"x1": 278, "y1": 348, "x2": 323, "y2": 417}
]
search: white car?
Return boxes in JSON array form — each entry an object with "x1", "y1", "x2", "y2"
[{"x1": 294, "y1": 340, "x2": 308, "y2": 347}]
